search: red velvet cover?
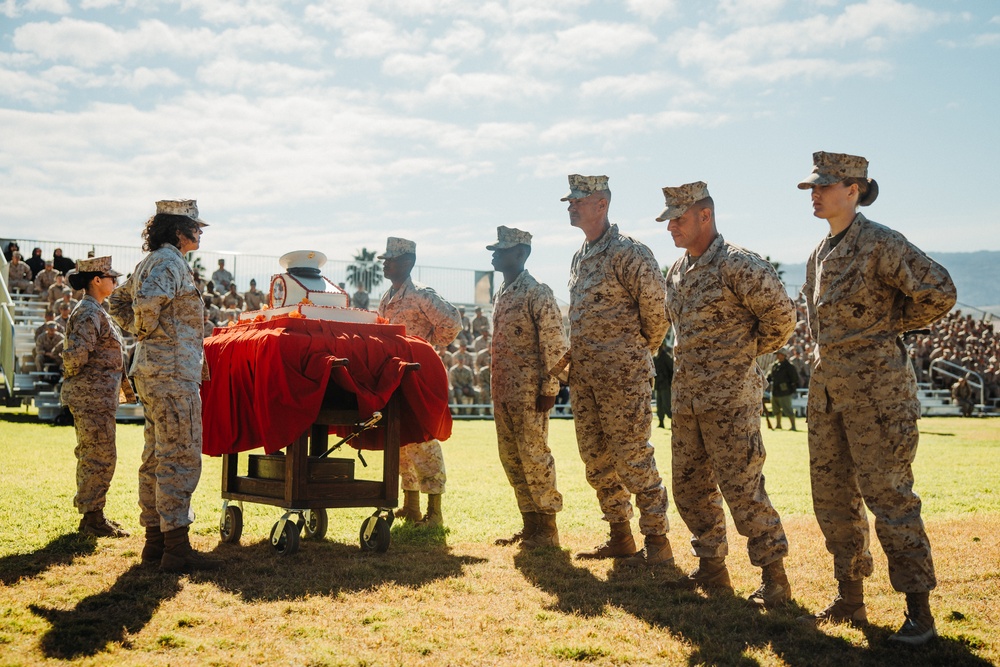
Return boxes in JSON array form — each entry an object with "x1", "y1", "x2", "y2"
[{"x1": 200, "y1": 316, "x2": 452, "y2": 456}]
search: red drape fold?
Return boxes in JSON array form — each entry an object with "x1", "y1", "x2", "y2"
[{"x1": 200, "y1": 317, "x2": 452, "y2": 456}]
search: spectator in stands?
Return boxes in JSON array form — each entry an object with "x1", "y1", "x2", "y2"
[
  {"x1": 475, "y1": 346, "x2": 491, "y2": 374},
  {"x1": 192, "y1": 269, "x2": 206, "y2": 294},
  {"x1": 211, "y1": 258, "x2": 233, "y2": 291},
  {"x1": 476, "y1": 364, "x2": 492, "y2": 416},
  {"x1": 34, "y1": 321, "x2": 64, "y2": 374},
  {"x1": 203, "y1": 311, "x2": 216, "y2": 337},
  {"x1": 3, "y1": 240, "x2": 19, "y2": 262},
  {"x1": 6, "y1": 251, "x2": 34, "y2": 293},
  {"x1": 203, "y1": 294, "x2": 222, "y2": 325},
  {"x1": 437, "y1": 345, "x2": 453, "y2": 370},
  {"x1": 222, "y1": 282, "x2": 244, "y2": 311},
  {"x1": 471, "y1": 306, "x2": 490, "y2": 338},
  {"x1": 449, "y1": 355, "x2": 477, "y2": 415},
  {"x1": 25, "y1": 247, "x2": 45, "y2": 277},
  {"x1": 453, "y1": 342, "x2": 474, "y2": 369},
  {"x1": 203, "y1": 280, "x2": 222, "y2": 307},
  {"x1": 56, "y1": 288, "x2": 79, "y2": 314},
  {"x1": 244, "y1": 278, "x2": 265, "y2": 311},
  {"x1": 56, "y1": 301, "x2": 73, "y2": 330},
  {"x1": 61, "y1": 256, "x2": 130, "y2": 538},
  {"x1": 35, "y1": 309, "x2": 57, "y2": 338},
  {"x1": 351, "y1": 284, "x2": 370, "y2": 310},
  {"x1": 951, "y1": 373, "x2": 975, "y2": 417},
  {"x1": 33, "y1": 259, "x2": 58, "y2": 297},
  {"x1": 768, "y1": 349, "x2": 800, "y2": 431},
  {"x1": 53, "y1": 248, "x2": 76, "y2": 275},
  {"x1": 47, "y1": 273, "x2": 67, "y2": 306}
]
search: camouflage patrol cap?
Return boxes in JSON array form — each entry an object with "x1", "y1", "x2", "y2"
[
  {"x1": 377, "y1": 237, "x2": 416, "y2": 260},
  {"x1": 560, "y1": 174, "x2": 610, "y2": 201},
  {"x1": 798, "y1": 151, "x2": 879, "y2": 206},
  {"x1": 155, "y1": 199, "x2": 209, "y2": 227},
  {"x1": 486, "y1": 226, "x2": 532, "y2": 251},
  {"x1": 76, "y1": 255, "x2": 121, "y2": 277},
  {"x1": 655, "y1": 181, "x2": 711, "y2": 222}
]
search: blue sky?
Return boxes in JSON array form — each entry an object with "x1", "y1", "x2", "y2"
[{"x1": 1, "y1": 0, "x2": 997, "y2": 301}]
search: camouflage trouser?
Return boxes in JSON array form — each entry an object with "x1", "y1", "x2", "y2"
[
  {"x1": 135, "y1": 377, "x2": 203, "y2": 532},
  {"x1": 399, "y1": 439, "x2": 446, "y2": 495},
  {"x1": 70, "y1": 405, "x2": 118, "y2": 514},
  {"x1": 571, "y1": 378, "x2": 668, "y2": 536},
  {"x1": 672, "y1": 406, "x2": 788, "y2": 566},
  {"x1": 494, "y1": 398, "x2": 563, "y2": 514},
  {"x1": 808, "y1": 405, "x2": 936, "y2": 592}
]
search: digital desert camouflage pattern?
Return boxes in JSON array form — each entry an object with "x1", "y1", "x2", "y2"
[
  {"x1": 111, "y1": 244, "x2": 207, "y2": 532},
  {"x1": 449, "y1": 362, "x2": 476, "y2": 411},
  {"x1": 803, "y1": 212, "x2": 955, "y2": 593},
  {"x1": 491, "y1": 270, "x2": 568, "y2": 516},
  {"x1": 61, "y1": 295, "x2": 126, "y2": 515},
  {"x1": 665, "y1": 234, "x2": 794, "y2": 565},
  {"x1": 486, "y1": 225, "x2": 533, "y2": 250},
  {"x1": 34, "y1": 265, "x2": 58, "y2": 293},
  {"x1": 110, "y1": 244, "x2": 206, "y2": 383},
  {"x1": 377, "y1": 236, "x2": 417, "y2": 259},
  {"x1": 378, "y1": 275, "x2": 461, "y2": 495},
  {"x1": 135, "y1": 377, "x2": 203, "y2": 531},
  {"x1": 656, "y1": 181, "x2": 711, "y2": 222},
  {"x1": 61, "y1": 295, "x2": 125, "y2": 410},
  {"x1": 798, "y1": 151, "x2": 870, "y2": 188},
  {"x1": 560, "y1": 174, "x2": 610, "y2": 201},
  {"x1": 476, "y1": 365, "x2": 491, "y2": 407},
  {"x1": 7, "y1": 259, "x2": 33, "y2": 292},
  {"x1": 34, "y1": 327, "x2": 64, "y2": 371},
  {"x1": 568, "y1": 224, "x2": 669, "y2": 385},
  {"x1": 665, "y1": 234, "x2": 796, "y2": 415},
  {"x1": 568, "y1": 225, "x2": 670, "y2": 536}
]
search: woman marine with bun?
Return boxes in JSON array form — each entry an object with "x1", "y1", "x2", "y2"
[
  {"x1": 797, "y1": 151, "x2": 956, "y2": 645},
  {"x1": 62, "y1": 256, "x2": 130, "y2": 538}
]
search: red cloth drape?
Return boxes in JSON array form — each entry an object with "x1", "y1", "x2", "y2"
[{"x1": 200, "y1": 316, "x2": 451, "y2": 456}]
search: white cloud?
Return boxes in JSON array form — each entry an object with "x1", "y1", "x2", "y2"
[
  {"x1": 0, "y1": 66, "x2": 61, "y2": 105},
  {"x1": 579, "y1": 72, "x2": 687, "y2": 100},
  {"x1": 539, "y1": 109, "x2": 728, "y2": 144},
  {"x1": 496, "y1": 21, "x2": 658, "y2": 73},
  {"x1": 718, "y1": 0, "x2": 787, "y2": 25},
  {"x1": 304, "y1": 3, "x2": 427, "y2": 58},
  {"x1": 23, "y1": 0, "x2": 71, "y2": 14},
  {"x1": 381, "y1": 52, "x2": 454, "y2": 79},
  {"x1": 197, "y1": 57, "x2": 329, "y2": 94},
  {"x1": 388, "y1": 72, "x2": 556, "y2": 108},
  {"x1": 431, "y1": 20, "x2": 486, "y2": 54},
  {"x1": 625, "y1": 0, "x2": 678, "y2": 21}
]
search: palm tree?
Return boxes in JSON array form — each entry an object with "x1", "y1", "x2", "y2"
[
  {"x1": 346, "y1": 248, "x2": 383, "y2": 293},
  {"x1": 765, "y1": 255, "x2": 784, "y2": 281}
]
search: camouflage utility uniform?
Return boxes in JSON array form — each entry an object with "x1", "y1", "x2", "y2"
[
  {"x1": 61, "y1": 295, "x2": 125, "y2": 514},
  {"x1": 569, "y1": 224, "x2": 670, "y2": 536},
  {"x1": 110, "y1": 244, "x2": 207, "y2": 532},
  {"x1": 492, "y1": 270, "x2": 568, "y2": 516},
  {"x1": 803, "y1": 213, "x2": 956, "y2": 592},
  {"x1": 665, "y1": 235, "x2": 796, "y2": 566},
  {"x1": 378, "y1": 276, "x2": 462, "y2": 495}
]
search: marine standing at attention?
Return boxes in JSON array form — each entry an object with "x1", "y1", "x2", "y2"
[
  {"x1": 561, "y1": 174, "x2": 673, "y2": 567},
  {"x1": 797, "y1": 151, "x2": 956, "y2": 644},
  {"x1": 377, "y1": 237, "x2": 463, "y2": 527},
  {"x1": 488, "y1": 226, "x2": 569, "y2": 549},
  {"x1": 660, "y1": 181, "x2": 796, "y2": 607},
  {"x1": 62, "y1": 255, "x2": 130, "y2": 538},
  {"x1": 110, "y1": 199, "x2": 222, "y2": 572}
]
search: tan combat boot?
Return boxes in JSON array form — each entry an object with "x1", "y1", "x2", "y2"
[
  {"x1": 800, "y1": 579, "x2": 867, "y2": 626},
  {"x1": 889, "y1": 592, "x2": 937, "y2": 645},
  {"x1": 522, "y1": 513, "x2": 560, "y2": 548},
  {"x1": 79, "y1": 510, "x2": 130, "y2": 538},
  {"x1": 622, "y1": 533, "x2": 673, "y2": 567},
  {"x1": 496, "y1": 512, "x2": 539, "y2": 546},
  {"x1": 576, "y1": 521, "x2": 637, "y2": 559},
  {"x1": 749, "y1": 558, "x2": 792, "y2": 608},
  {"x1": 160, "y1": 526, "x2": 223, "y2": 573},
  {"x1": 417, "y1": 493, "x2": 443, "y2": 527},
  {"x1": 395, "y1": 490, "x2": 422, "y2": 522},
  {"x1": 688, "y1": 556, "x2": 734, "y2": 592},
  {"x1": 141, "y1": 525, "x2": 165, "y2": 564}
]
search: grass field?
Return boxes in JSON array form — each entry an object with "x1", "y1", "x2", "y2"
[{"x1": 0, "y1": 407, "x2": 998, "y2": 666}]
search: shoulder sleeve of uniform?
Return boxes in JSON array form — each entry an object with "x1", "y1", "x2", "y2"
[
  {"x1": 61, "y1": 307, "x2": 99, "y2": 377},
  {"x1": 871, "y1": 225, "x2": 957, "y2": 331},
  {"x1": 134, "y1": 252, "x2": 181, "y2": 339},
  {"x1": 416, "y1": 286, "x2": 463, "y2": 346},
  {"x1": 529, "y1": 282, "x2": 569, "y2": 396},
  {"x1": 721, "y1": 247, "x2": 796, "y2": 354},
  {"x1": 613, "y1": 238, "x2": 669, "y2": 352}
]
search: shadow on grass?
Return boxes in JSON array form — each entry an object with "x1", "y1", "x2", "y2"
[
  {"x1": 0, "y1": 410, "x2": 44, "y2": 424},
  {"x1": 0, "y1": 532, "x2": 96, "y2": 586},
  {"x1": 207, "y1": 522, "x2": 487, "y2": 602},
  {"x1": 29, "y1": 563, "x2": 183, "y2": 659},
  {"x1": 513, "y1": 547, "x2": 992, "y2": 667}
]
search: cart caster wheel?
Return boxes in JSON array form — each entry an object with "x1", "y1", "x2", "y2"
[
  {"x1": 359, "y1": 516, "x2": 391, "y2": 553},
  {"x1": 384, "y1": 511, "x2": 395, "y2": 528},
  {"x1": 270, "y1": 519, "x2": 300, "y2": 556},
  {"x1": 220, "y1": 505, "x2": 243, "y2": 544},
  {"x1": 303, "y1": 509, "x2": 328, "y2": 540}
]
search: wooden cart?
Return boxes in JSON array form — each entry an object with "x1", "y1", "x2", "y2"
[{"x1": 217, "y1": 360, "x2": 418, "y2": 555}]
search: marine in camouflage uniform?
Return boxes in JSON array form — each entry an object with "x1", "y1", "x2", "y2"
[
  {"x1": 660, "y1": 181, "x2": 796, "y2": 606},
  {"x1": 476, "y1": 363, "x2": 492, "y2": 414},
  {"x1": 449, "y1": 358, "x2": 477, "y2": 415},
  {"x1": 378, "y1": 237, "x2": 462, "y2": 526},
  {"x1": 61, "y1": 256, "x2": 129, "y2": 538},
  {"x1": 7, "y1": 252, "x2": 34, "y2": 293},
  {"x1": 488, "y1": 227, "x2": 568, "y2": 548},
  {"x1": 798, "y1": 151, "x2": 956, "y2": 643},
  {"x1": 110, "y1": 199, "x2": 220, "y2": 572},
  {"x1": 34, "y1": 324, "x2": 65, "y2": 373},
  {"x1": 561, "y1": 174, "x2": 673, "y2": 566}
]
